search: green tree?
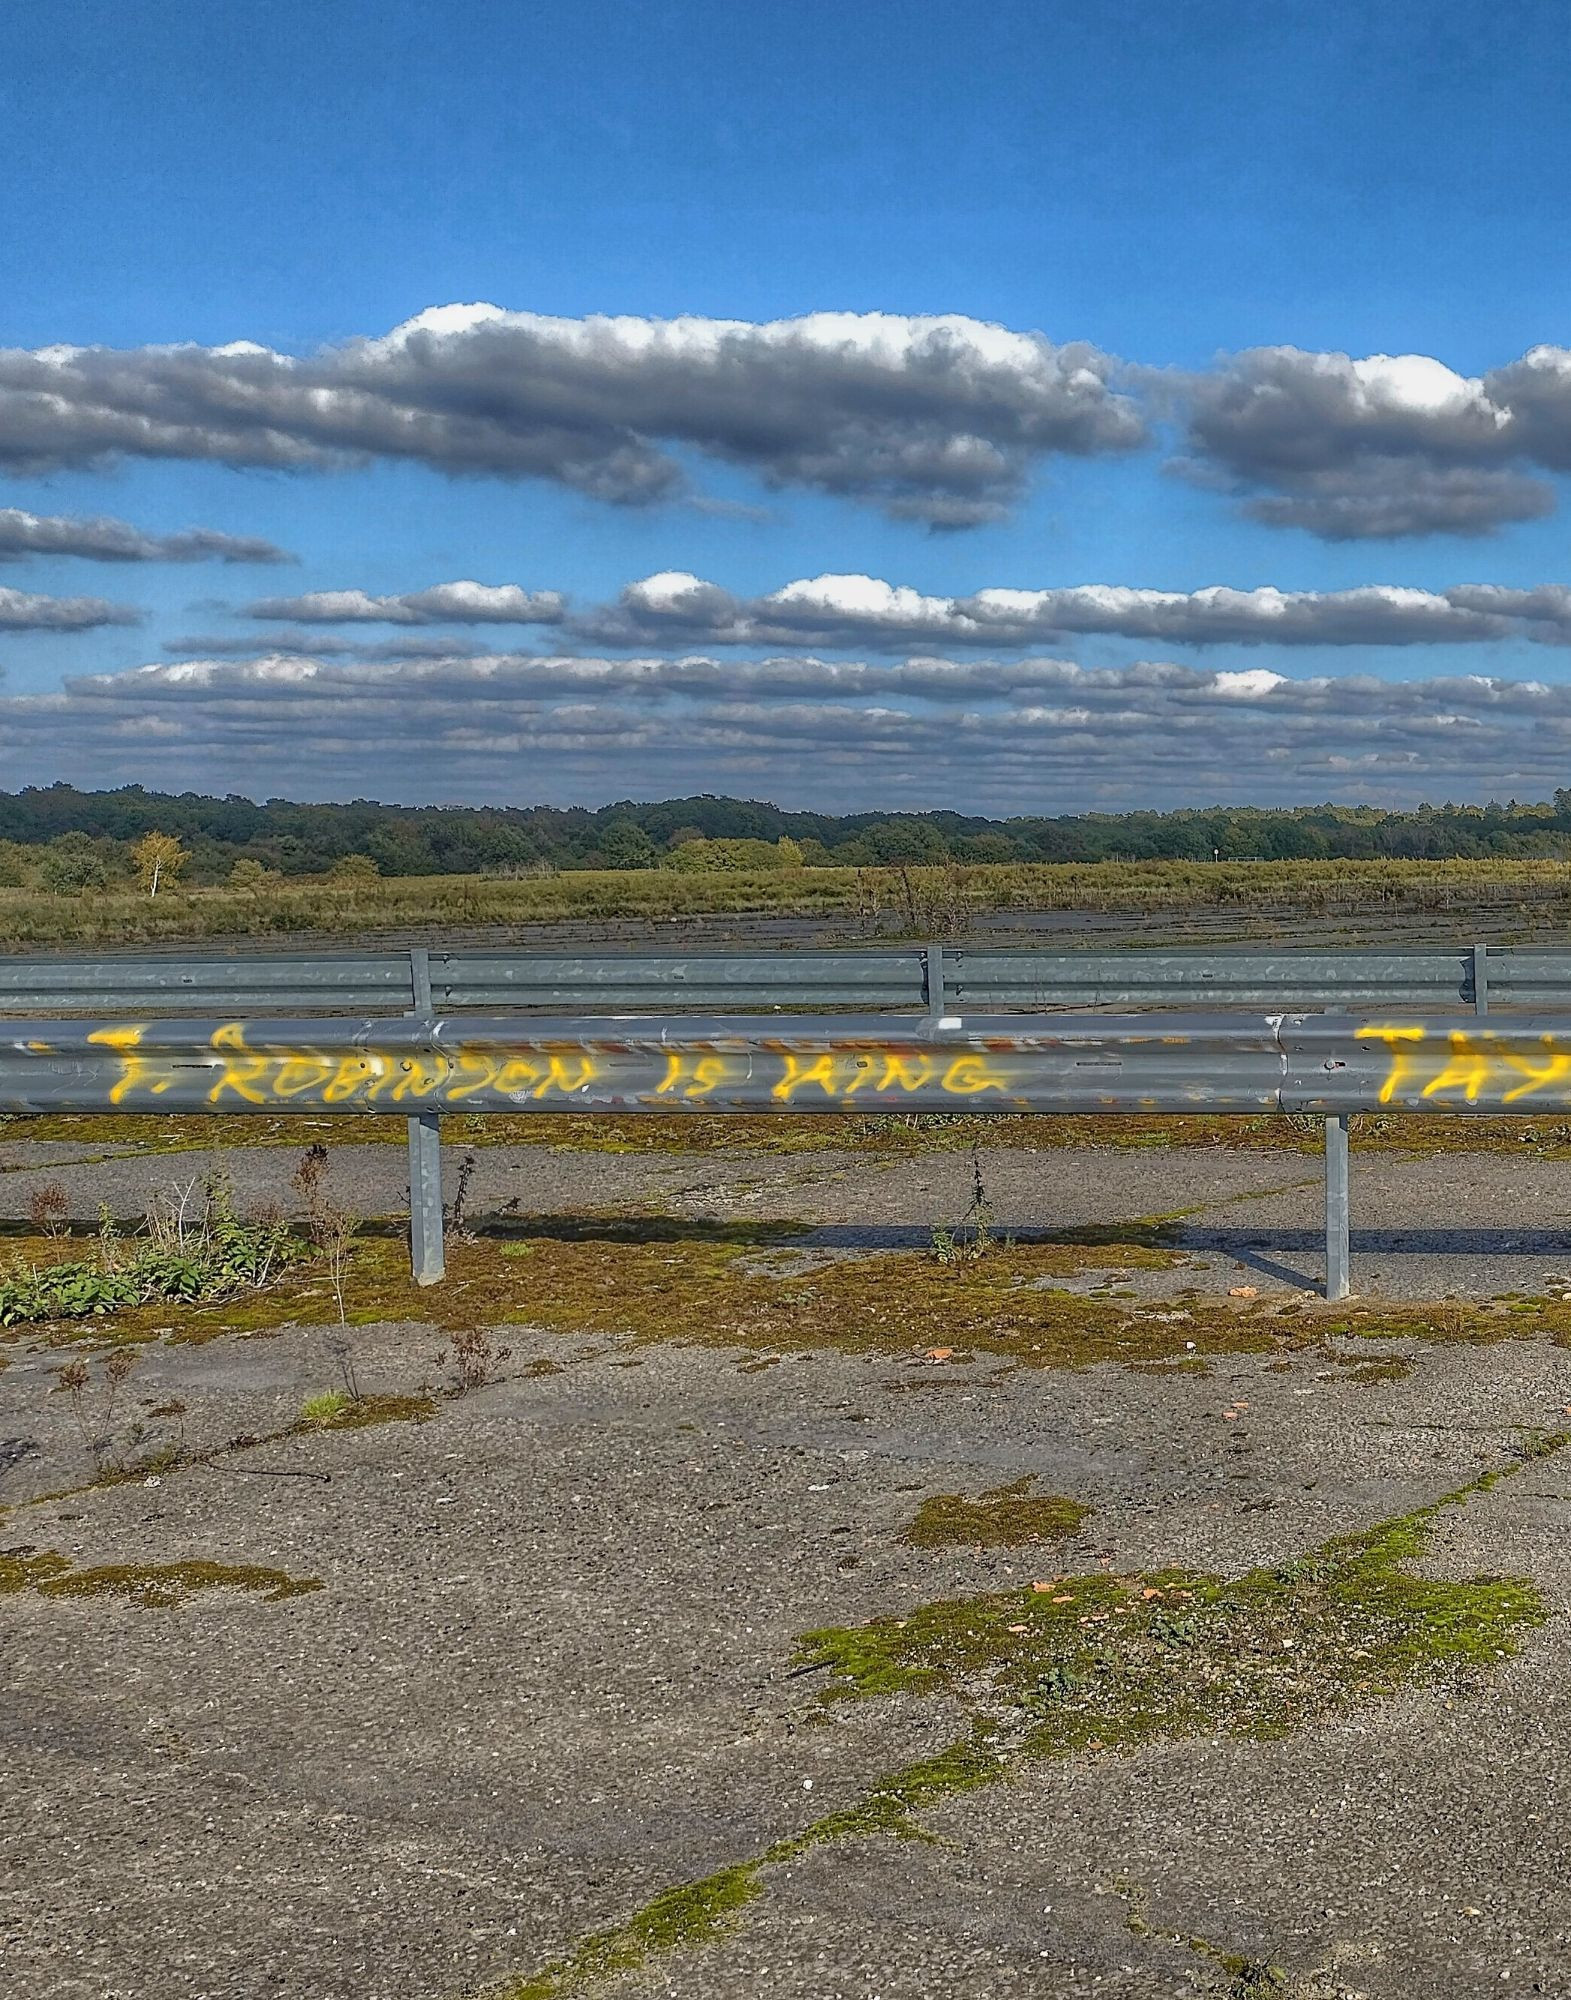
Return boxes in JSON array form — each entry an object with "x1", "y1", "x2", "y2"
[
  {"x1": 329, "y1": 853, "x2": 381, "y2": 887},
  {"x1": 38, "y1": 833, "x2": 112, "y2": 893},
  {"x1": 229, "y1": 857, "x2": 278, "y2": 893},
  {"x1": 599, "y1": 821, "x2": 658, "y2": 870}
]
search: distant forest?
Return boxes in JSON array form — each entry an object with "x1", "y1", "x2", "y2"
[{"x1": 4, "y1": 783, "x2": 1571, "y2": 883}]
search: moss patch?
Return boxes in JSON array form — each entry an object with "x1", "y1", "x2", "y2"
[
  {"x1": 486, "y1": 1437, "x2": 1563, "y2": 1999},
  {"x1": 299, "y1": 1390, "x2": 437, "y2": 1431},
  {"x1": 1323, "y1": 1355, "x2": 1413, "y2": 1387},
  {"x1": 15, "y1": 1105, "x2": 1571, "y2": 1163},
  {"x1": 24, "y1": 1216, "x2": 1571, "y2": 1379},
  {"x1": 1, "y1": 1546, "x2": 320, "y2": 1606},
  {"x1": 502, "y1": 1865, "x2": 765, "y2": 2000},
  {"x1": 901, "y1": 1477, "x2": 1091, "y2": 1549},
  {"x1": 0, "y1": 1546, "x2": 73, "y2": 1593}
]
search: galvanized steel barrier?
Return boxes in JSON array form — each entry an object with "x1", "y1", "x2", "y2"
[
  {"x1": 4, "y1": 940, "x2": 1571, "y2": 1302},
  {"x1": 0, "y1": 939, "x2": 1561, "y2": 1017}
]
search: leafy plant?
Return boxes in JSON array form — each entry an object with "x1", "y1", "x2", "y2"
[
  {"x1": 0, "y1": 1176, "x2": 303, "y2": 1327},
  {"x1": 930, "y1": 1142, "x2": 1003, "y2": 1264}
]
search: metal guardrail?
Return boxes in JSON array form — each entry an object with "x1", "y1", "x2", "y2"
[
  {"x1": 6, "y1": 1006, "x2": 1560, "y2": 1115},
  {"x1": 0, "y1": 939, "x2": 1556, "y2": 1017},
  {"x1": 5, "y1": 995, "x2": 1571, "y2": 1303}
]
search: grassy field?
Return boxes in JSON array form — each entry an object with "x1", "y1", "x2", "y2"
[{"x1": 2, "y1": 855, "x2": 1571, "y2": 950}]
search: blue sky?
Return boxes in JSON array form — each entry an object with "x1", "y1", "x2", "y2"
[{"x1": 3, "y1": 0, "x2": 1571, "y2": 810}]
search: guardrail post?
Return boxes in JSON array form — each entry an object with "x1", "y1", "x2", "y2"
[
  {"x1": 1472, "y1": 942, "x2": 1490, "y2": 1018},
  {"x1": 407, "y1": 948, "x2": 444, "y2": 1285},
  {"x1": 1325, "y1": 1113, "x2": 1351, "y2": 1302},
  {"x1": 924, "y1": 944, "x2": 946, "y2": 1022}
]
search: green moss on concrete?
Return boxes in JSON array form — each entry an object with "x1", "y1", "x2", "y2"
[
  {"x1": 481, "y1": 1437, "x2": 1564, "y2": 2000},
  {"x1": 0, "y1": 1546, "x2": 73, "y2": 1594},
  {"x1": 500, "y1": 1864, "x2": 764, "y2": 2000},
  {"x1": 297, "y1": 1390, "x2": 437, "y2": 1431},
  {"x1": 900, "y1": 1476, "x2": 1091, "y2": 1549},
  {"x1": 1, "y1": 1546, "x2": 321, "y2": 1607}
]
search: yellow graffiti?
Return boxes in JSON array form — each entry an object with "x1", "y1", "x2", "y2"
[
  {"x1": 656, "y1": 1051, "x2": 739, "y2": 1099},
  {"x1": 1499, "y1": 1040, "x2": 1571, "y2": 1103},
  {"x1": 74, "y1": 1021, "x2": 602, "y2": 1110},
  {"x1": 1357, "y1": 1022, "x2": 1571, "y2": 1106},
  {"x1": 78, "y1": 1021, "x2": 1015, "y2": 1113},
  {"x1": 1357, "y1": 1023, "x2": 1427, "y2": 1105},
  {"x1": 771, "y1": 1049, "x2": 1007, "y2": 1102},
  {"x1": 87, "y1": 1025, "x2": 172, "y2": 1106},
  {"x1": 208, "y1": 1020, "x2": 275, "y2": 1104}
]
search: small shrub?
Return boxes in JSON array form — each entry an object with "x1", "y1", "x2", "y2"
[
  {"x1": 438, "y1": 1324, "x2": 511, "y2": 1394},
  {"x1": 37, "y1": 833, "x2": 112, "y2": 894},
  {"x1": 229, "y1": 856, "x2": 278, "y2": 892},
  {"x1": 328, "y1": 853, "x2": 381, "y2": 887},
  {"x1": 26, "y1": 1182, "x2": 70, "y2": 1238}
]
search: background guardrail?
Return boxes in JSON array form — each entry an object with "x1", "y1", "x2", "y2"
[{"x1": 0, "y1": 939, "x2": 1552, "y2": 1015}]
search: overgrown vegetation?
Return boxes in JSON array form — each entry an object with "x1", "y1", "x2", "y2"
[
  {"x1": 2, "y1": 847, "x2": 1571, "y2": 948},
  {"x1": 18, "y1": 1211, "x2": 1571, "y2": 1375},
  {"x1": 0, "y1": 1175, "x2": 304, "y2": 1327},
  {"x1": 494, "y1": 1441, "x2": 1563, "y2": 1998},
  {"x1": 290, "y1": 1144, "x2": 359, "y2": 1325}
]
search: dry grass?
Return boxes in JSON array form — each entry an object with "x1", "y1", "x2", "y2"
[{"x1": 0, "y1": 854, "x2": 1569, "y2": 950}]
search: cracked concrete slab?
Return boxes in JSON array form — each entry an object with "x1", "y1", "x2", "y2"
[{"x1": 4, "y1": 1132, "x2": 1571, "y2": 1998}]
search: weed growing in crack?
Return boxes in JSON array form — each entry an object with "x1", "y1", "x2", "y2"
[
  {"x1": 931, "y1": 1142, "x2": 1006, "y2": 1264},
  {"x1": 291, "y1": 1144, "x2": 360, "y2": 1327},
  {"x1": 437, "y1": 1323, "x2": 511, "y2": 1393},
  {"x1": 55, "y1": 1349, "x2": 138, "y2": 1473},
  {"x1": 300, "y1": 1388, "x2": 353, "y2": 1427},
  {"x1": 446, "y1": 1150, "x2": 479, "y2": 1240},
  {"x1": 26, "y1": 1181, "x2": 69, "y2": 1239}
]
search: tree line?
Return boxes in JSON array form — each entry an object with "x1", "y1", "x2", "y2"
[{"x1": 4, "y1": 782, "x2": 1571, "y2": 888}]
